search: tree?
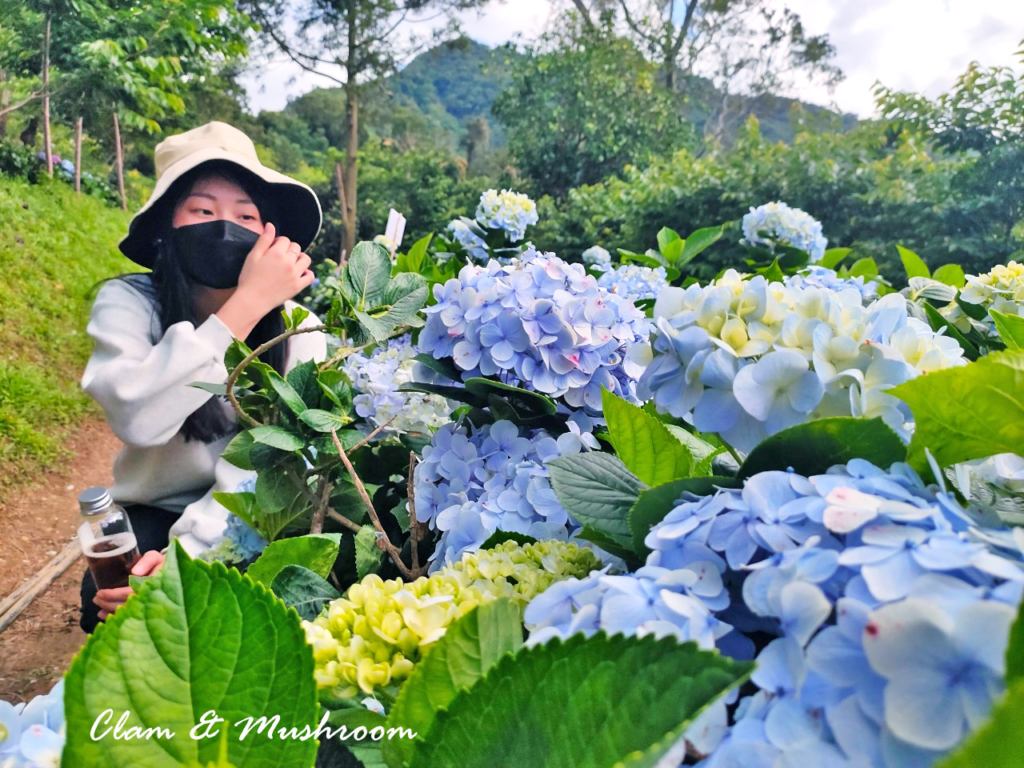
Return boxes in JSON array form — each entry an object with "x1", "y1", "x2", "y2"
[
  {"x1": 461, "y1": 114, "x2": 489, "y2": 171},
  {"x1": 566, "y1": 0, "x2": 842, "y2": 141},
  {"x1": 244, "y1": 0, "x2": 493, "y2": 258},
  {"x1": 492, "y1": 13, "x2": 691, "y2": 197}
]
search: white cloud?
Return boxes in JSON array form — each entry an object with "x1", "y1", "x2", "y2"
[
  {"x1": 779, "y1": 0, "x2": 1024, "y2": 116},
  {"x1": 240, "y1": 0, "x2": 1024, "y2": 118}
]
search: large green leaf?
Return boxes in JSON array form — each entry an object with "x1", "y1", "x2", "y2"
[
  {"x1": 819, "y1": 248, "x2": 852, "y2": 270},
  {"x1": 356, "y1": 273, "x2": 428, "y2": 342},
  {"x1": 62, "y1": 542, "x2": 319, "y2": 768},
  {"x1": 897, "y1": 245, "x2": 930, "y2": 280},
  {"x1": 677, "y1": 224, "x2": 725, "y2": 269},
  {"x1": 300, "y1": 408, "x2": 354, "y2": 433},
  {"x1": 628, "y1": 477, "x2": 740, "y2": 555},
  {"x1": 249, "y1": 425, "x2": 306, "y2": 452},
  {"x1": 397, "y1": 233, "x2": 432, "y2": 275},
  {"x1": 602, "y1": 389, "x2": 693, "y2": 485},
  {"x1": 343, "y1": 242, "x2": 393, "y2": 309},
  {"x1": 407, "y1": 632, "x2": 752, "y2": 768},
  {"x1": 890, "y1": 351, "x2": 1024, "y2": 471},
  {"x1": 247, "y1": 533, "x2": 342, "y2": 585},
  {"x1": 268, "y1": 371, "x2": 309, "y2": 417},
  {"x1": 254, "y1": 467, "x2": 312, "y2": 540},
  {"x1": 385, "y1": 599, "x2": 524, "y2": 768},
  {"x1": 270, "y1": 564, "x2": 340, "y2": 622},
  {"x1": 738, "y1": 417, "x2": 907, "y2": 479},
  {"x1": 548, "y1": 453, "x2": 646, "y2": 549},
  {"x1": 932, "y1": 263, "x2": 966, "y2": 289},
  {"x1": 212, "y1": 491, "x2": 258, "y2": 531},
  {"x1": 222, "y1": 429, "x2": 255, "y2": 470},
  {"x1": 939, "y1": 679, "x2": 1024, "y2": 768},
  {"x1": 463, "y1": 377, "x2": 557, "y2": 415},
  {"x1": 991, "y1": 310, "x2": 1024, "y2": 351},
  {"x1": 355, "y1": 525, "x2": 384, "y2": 580}
]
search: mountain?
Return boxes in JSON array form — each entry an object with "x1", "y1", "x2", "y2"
[{"x1": 281, "y1": 38, "x2": 857, "y2": 162}]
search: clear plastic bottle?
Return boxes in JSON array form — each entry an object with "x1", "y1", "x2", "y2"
[{"x1": 78, "y1": 487, "x2": 141, "y2": 590}]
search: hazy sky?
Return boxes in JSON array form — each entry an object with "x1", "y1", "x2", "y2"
[{"x1": 240, "y1": 0, "x2": 1024, "y2": 118}]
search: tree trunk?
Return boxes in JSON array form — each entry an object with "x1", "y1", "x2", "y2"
[
  {"x1": 42, "y1": 12, "x2": 53, "y2": 177},
  {"x1": 341, "y1": 0, "x2": 359, "y2": 259},
  {"x1": 0, "y1": 70, "x2": 8, "y2": 138},
  {"x1": 113, "y1": 109, "x2": 127, "y2": 210},
  {"x1": 74, "y1": 117, "x2": 82, "y2": 193}
]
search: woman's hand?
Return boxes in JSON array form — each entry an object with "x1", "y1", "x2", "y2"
[
  {"x1": 93, "y1": 549, "x2": 166, "y2": 621},
  {"x1": 216, "y1": 222, "x2": 314, "y2": 339}
]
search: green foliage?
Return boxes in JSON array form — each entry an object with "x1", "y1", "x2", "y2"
[
  {"x1": 492, "y1": 16, "x2": 692, "y2": 197},
  {"x1": 0, "y1": 179, "x2": 132, "y2": 500},
  {"x1": 548, "y1": 453, "x2": 646, "y2": 552},
  {"x1": 738, "y1": 418, "x2": 908, "y2": 478},
  {"x1": 890, "y1": 351, "x2": 1024, "y2": 471},
  {"x1": 534, "y1": 114, "x2": 1012, "y2": 280},
  {"x1": 938, "y1": 680, "x2": 1024, "y2": 768},
  {"x1": 601, "y1": 388, "x2": 694, "y2": 485},
  {"x1": 991, "y1": 310, "x2": 1024, "y2": 350},
  {"x1": 355, "y1": 525, "x2": 384, "y2": 579},
  {"x1": 270, "y1": 565, "x2": 341, "y2": 622},
  {"x1": 404, "y1": 631, "x2": 753, "y2": 768},
  {"x1": 384, "y1": 599, "x2": 524, "y2": 768},
  {"x1": 63, "y1": 542, "x2": 319, "y2": 768},
  {"x1": 246, "y1": 533, "x2": 343, "y2": 585}
]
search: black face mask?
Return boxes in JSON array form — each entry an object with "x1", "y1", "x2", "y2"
[{"x1": 169, "y1": 220, "x2": 261, "y2": 289}]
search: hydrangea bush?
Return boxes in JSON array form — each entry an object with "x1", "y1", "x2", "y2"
[
  {"x1": 527, "y1": 459, "x2": 1024, "y2": 766},
  {"x1": 418, "y1": 249, "x2": 650, "y2": 410},
  {"x1": 742, "y1": 201, "x2": 828, "y2": 262},
  {"x1": 629, "y1": 270, "x2": 965, "y2": 451}
]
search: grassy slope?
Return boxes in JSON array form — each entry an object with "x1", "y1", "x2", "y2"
[{"x1": 0, "y1": 177, "x2": 137, "y2": 498}]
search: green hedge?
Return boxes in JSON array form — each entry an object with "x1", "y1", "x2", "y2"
[{"x1": 0, "y1": 178, "x2": 135, "y2": 497}]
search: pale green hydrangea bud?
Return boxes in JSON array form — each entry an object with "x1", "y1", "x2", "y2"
[{"x1": 302, "y1": 540, "x2": 601, "y2": 699}]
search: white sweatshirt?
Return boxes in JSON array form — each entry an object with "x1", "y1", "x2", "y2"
[{"x1": 81, "y1": 276, "x2": 327, "y2": 554}]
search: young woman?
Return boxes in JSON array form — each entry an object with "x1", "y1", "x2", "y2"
[{"x1": 79, "y1": 122, "x2": 327, "y2": 632}]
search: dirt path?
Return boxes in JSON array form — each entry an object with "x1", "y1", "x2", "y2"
[{"x1": 0, "y1": 417, "x2": 121, "y2": 703}]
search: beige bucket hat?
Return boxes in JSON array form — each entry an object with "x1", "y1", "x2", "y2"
[{"x1": 119, "y1": 121, "x2": 322, "y2": 267}]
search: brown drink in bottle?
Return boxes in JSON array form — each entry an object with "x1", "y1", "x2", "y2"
[{"x1": 78, "y1": 487, "x2": 141, "y2": 591}]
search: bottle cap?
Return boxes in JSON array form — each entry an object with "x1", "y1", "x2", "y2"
[{"x1": 79, "y1": 486, "x2": 114, "y2": 516}]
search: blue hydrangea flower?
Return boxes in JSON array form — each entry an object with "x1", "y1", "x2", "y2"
[
  {"x1": 526, "y1": 459, "x2": 1024, "y2": 768},
  {"x1": 581, "y1": 246, "x2": 612, "y2": 271},
  {"x1": 597, "y1": 264, "x2": 670, "y2": 302},
  {"x1": 446, "y1": 219, "x2": 490, "y2": 262},
  {"x1": 630, "y1": 276, "x2": 965, "y2": 452},
  {"x1": 786, "y1": 266, "x2": 877, "y2": 302},
  {"x1": 742, "y1": 201, "x2": 828, "y2": 262},
  {"x1": 343, "y1": 334, "x2": 451, "y2": 436},
  {"x1": 0, "y1": 678, "x2": 65, "y2": 766},
  {"x1": 418, "y1": 250, "x2": 650, "y2": 412},
  {"x1": 415, "y1": 419, "x2": 604, "y2": 570},
  {"x1": 475, "y1": 189, "x2": 538, "y2": 242}
]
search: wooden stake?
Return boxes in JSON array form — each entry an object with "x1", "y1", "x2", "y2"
[
  {"x1": 42, "y1": 12, "x2": 52, "y2": 178},
  {"x1": 113, "y1": 109, "x2": 127, "y2": 210},
  {"x1": 0, "y1": 540, "x2": 81, "y2": 634},
  {"x1": 74, "y1": 117, "x2": 83, "y2": 194},
  {"x1": 335, "y1": 162, "x2": 348, "y2": 264}
]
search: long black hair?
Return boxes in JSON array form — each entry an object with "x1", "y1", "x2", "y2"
[{"x1": 94, "y1": 161, "x2": 287, "y2": 444}]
